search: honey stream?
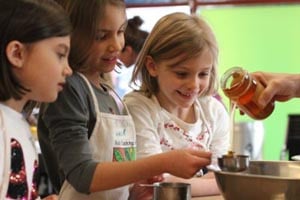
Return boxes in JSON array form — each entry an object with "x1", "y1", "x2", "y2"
[{"x1": 228, "y1": 100, "x2": 237, "y2": 156}]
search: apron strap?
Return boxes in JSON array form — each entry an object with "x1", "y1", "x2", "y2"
[
  {"x1": 77, "y1": 73, "x2": 100, "y2": 112},
  {"x1": 77, "y1": 73, "x2": 132, "y2": 139},
  {"x1": 77, "y1": 73, "x2": 100, "y2": 139}
]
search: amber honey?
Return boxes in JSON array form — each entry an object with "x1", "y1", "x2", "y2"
[{"x1": 221, "y1": 66, "x2": 274, "y2": 120}]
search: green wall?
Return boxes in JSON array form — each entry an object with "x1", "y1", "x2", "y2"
[{"x1": 199, "y1": 4, "x2": 300, "y2": 160}]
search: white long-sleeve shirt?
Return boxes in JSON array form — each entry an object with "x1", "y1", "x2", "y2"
[{"x1": 124, "y1": 92, "x2": 229, "y2": 166}]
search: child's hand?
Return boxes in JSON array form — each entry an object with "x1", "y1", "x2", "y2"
[
  {"x1": 147, "y1": 175, "x2": 164, "y2": 183},
  {"x1": 129, "y1": 175, "x2": 163, "y2": 200},
  {"x1": 164, "y1": 149, "x2": 212, "y2": 179}
]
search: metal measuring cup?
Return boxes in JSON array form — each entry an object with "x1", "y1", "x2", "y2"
[{"x1": 218, "y1": 154, "x2": 250, "y2": 172}]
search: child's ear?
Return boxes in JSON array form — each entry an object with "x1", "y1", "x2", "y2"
[
  {"x1": 6, "y1": 40, "x2": 26, "y2": 68},
  {"x1": 145, "y1": 55, "x2": 158, "y2": 77}
]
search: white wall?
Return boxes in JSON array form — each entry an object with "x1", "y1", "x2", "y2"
[{"x1": 126, "y1": 6, "x2": 190, "y2": 32}]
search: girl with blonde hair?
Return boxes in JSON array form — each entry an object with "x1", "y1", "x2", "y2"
[{"x1": 124, "y1": 12, "x2": 229, "y2": 197}]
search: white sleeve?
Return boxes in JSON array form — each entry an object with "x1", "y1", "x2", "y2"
[{"x1": 124, "y1": 92, "x2": 163, "y2": 158}]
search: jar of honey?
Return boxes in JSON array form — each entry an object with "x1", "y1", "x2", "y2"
[{"x1": 220, "y1": 66, "x2": 274, "y2": 120}]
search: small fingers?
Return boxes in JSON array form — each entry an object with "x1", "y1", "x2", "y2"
[{"x1": 190, "y1": 149, "x2": 212, "y2": 158}]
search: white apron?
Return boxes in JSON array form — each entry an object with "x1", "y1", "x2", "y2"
[{"x1": 59, "y1": 74, "x2": 136, "y2": 200}]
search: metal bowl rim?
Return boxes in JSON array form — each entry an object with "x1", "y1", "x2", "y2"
[
  {"x1": 215, "y1": 160, "x2": 300, "y2": 180},
  {"x1": 249, "y1": 160, "x2": 300, "y2": 164},
  {"x1": 153, "y1": 182, "x2": 191, "y2": 188},
  {"x1": 214, "y1": 170, "x2": 300, "y2": 180}
]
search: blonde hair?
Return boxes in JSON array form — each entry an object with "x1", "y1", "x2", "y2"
[{"x1": 130, "y1": 12, "x2": 219, "y2": 97}]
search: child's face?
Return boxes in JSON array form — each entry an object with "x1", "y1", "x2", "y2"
[
  {"x1": 148, "y1": 48, "x2": 213, "y2": 113},
  {"x1": 14, "y1": 36, "x2": 72, "y2": 102},
  {"x1": 86, "y1": 4, "x2": 126, "y2": 73}
]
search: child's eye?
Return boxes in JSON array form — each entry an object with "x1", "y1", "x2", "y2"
[
  {"x1": 175, "y1": 72, "x2": 188, "y2": 78},
  {"x1": 57, "y1": 53, "x2": 67, "y2": 60},
  {"x1": 119, "y1": 27, "x2": 126, "y2": 33},
  {"x1": 118, "y1": 28, "x2": 125, "y2": 34},
  {"x1": 95, "y1": 33, "x2": 106, "y2": 41},
  {"x1": 198, "y1": 71, "x2": 210, "y2": 77},
  {"x1": 120, "y1": 23, "x2": 127, "y2": 34}
]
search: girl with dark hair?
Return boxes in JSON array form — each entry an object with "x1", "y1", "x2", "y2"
[{"x1": 0, "y1": 0, "x2": 72, "y2": 199}]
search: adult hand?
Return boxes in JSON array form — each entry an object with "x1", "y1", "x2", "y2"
[{"x1": 252, "y1": 72, "x2": 300, "y2": 107}]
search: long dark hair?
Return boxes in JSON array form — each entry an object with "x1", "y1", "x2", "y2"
[
  {"x1": 0, "y1": 0, "x2": 72, "y2": 101},
  {"x1": 56, "y1": 0, "x2": 126, "y2": 72}
]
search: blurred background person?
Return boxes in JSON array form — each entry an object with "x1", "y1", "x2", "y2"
[
  {"x1": 120, "y1": 16, "x2": 149, "y2": 68},
  {"x1": 104, "y1": 16, "x2": 149, "y2": 97}
]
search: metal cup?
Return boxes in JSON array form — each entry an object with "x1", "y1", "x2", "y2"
[
  {"x1": 218, "y1": 154, "x2": 249, "y2": 172},
  {"x1": 153, "y1": 182, "x2": 191, "y2": 200}
]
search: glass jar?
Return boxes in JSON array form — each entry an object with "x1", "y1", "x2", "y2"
[{"x1": 220, "y1": 66, "x2": 274, "y2": 120}]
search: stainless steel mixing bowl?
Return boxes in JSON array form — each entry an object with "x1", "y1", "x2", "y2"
[{"x1": 214, "y1": 160, "x2": 300, "y2": 200}]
